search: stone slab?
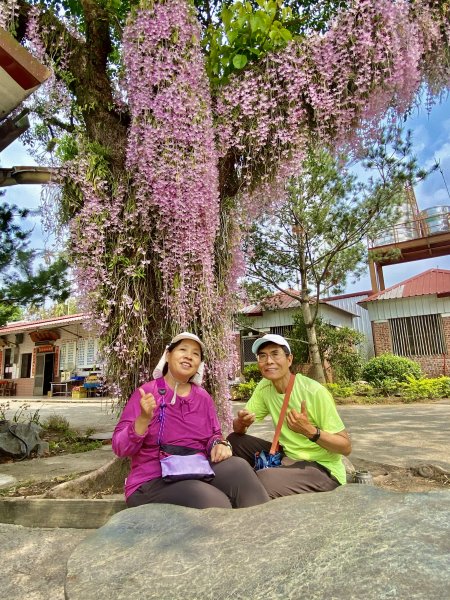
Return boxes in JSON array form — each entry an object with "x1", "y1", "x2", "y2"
[
  {"x1": 0, "y1": 523, "x2": 91, "y2": 600},
  {"x1": 0, "y1": 444, "x2": 114, "y2": 484},
  {"x1": 88, "y1": 431, "x2": 113, "y2": 440},
  {"x1": 0, "y1": 497, "x2": 126, "y2": 529},
  {"x1": 66, "y1": 486, "x2": 450, "y2": 600},
  {"x1": 0, "y1": 473, "x2": 16, "y2": 488}
]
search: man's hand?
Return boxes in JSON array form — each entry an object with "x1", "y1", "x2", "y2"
[
  {"x1": 233, "y1": 409, "x2": 255, "y2": 434},
  {"x1": 286, "y1": 401, "x2": 352, "y2": 455},
  {"x1": 286, "y1": 401, "x2": 316, "y2": 438},
  {"x1": 134, "y1": 387, "x2": 157, "y2": 435}
]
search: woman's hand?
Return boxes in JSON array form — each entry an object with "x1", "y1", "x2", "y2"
[
  {"x1": 210, "y1": 442, "x2": 232, "y2": 463},
  {"x1": 139, "y1": 387, "x2": 157, "y2": 420},
  {"x1": 134, "y1": 388, "x2": 157, "y2": 435}
]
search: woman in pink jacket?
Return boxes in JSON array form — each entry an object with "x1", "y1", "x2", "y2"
[{"x1": 112, "y1": 332, "x2": 269, "y2": 509}]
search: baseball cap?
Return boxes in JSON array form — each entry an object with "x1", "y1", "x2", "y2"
[{"x1": 251, "y1": 334, "x2": 291, "y2": 355}]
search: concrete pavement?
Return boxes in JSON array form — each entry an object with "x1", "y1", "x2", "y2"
[
  {"x1": 338, "y1": 400, "x2": 450, "y2": 471},
  {"x1": 0, "y1": 398, "x2": 118, "y2": 488}
]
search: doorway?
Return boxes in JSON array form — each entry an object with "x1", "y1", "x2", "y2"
[{"x1": 33, "y1": 352, "x2": 55, "y2": 396}]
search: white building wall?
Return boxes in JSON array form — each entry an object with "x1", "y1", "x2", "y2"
[
  {"x1": 245, "y1": 305, "x2": 354, "y2": 331},
  {"x1": 365, "y1": 296, "x2": 450, "y2": 321},
  {"x1": 2, "y1": 323, "x2": 101, "y2": 380}
]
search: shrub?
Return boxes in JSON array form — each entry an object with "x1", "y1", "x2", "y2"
[
  {"x1": 233, "y1": 379, "x2": 258, "y2": 401},
  {"x1": 376, "y1": 377, "x2": 401, "y2": 397},
  {"x1": 362, "y1": 354, "x2": 421, "y2": 385},
  {"x1": 352, "y1": 381, "x2": 376, "y2": 396},
  {"x1": 242, "y1": 364, "x2": 263, "y2": 383},
  {"x1": 435, "y1": 376, "x2": 450, "y2": 397},
  {"x1": 333, "y1": 351, "x2": 363, "y2": 383},
  {"x1": 400, "y1": 375, "x2": 450, "y2": 401},
  {"x1": 42, "y1": 414, "x2": 71, "y2": 433},
  {"x1": 325, "y1": 383, "x2": 355, "y2": 399}
]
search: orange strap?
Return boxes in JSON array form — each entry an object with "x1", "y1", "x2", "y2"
[{"x1": 269, "y1": 372, "x2": 296, "y2": 455}]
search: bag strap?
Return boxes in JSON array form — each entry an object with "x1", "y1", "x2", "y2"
[
  {"x1": 155, "y1": 379, "x2": 167, "y2": 447},
  {"x1": 269, "y1": 372, "x2": 295, "y2": 455}
]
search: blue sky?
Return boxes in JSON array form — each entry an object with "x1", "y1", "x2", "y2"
[
  {"x1": 0, "y1": 143, "x2": 48, "y2": 254},
  {"x1": 345, "y1": 95, "x2": 450, "y2": 294},
  {"x1": 1, "y1": 93, "x2": 450, "y2": 295}
]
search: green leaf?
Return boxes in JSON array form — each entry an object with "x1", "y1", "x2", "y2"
[
  {"x1": 232, "y1": 54, "x2": 248, "y2": 69},
  {"x1": 279, "y1": 28, "x2": 293, "y2": 42},
  {"x1": 222, "y1": 7, "x2": 232, "y2": 28}
]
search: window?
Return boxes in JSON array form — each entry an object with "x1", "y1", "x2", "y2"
[
  {"x1": 269, "y1": 325, "x2": 293, "y2": 337},
  {"x1": 20, "y1": 353, "x2": 32, "y2": 378},
  {"x1": 76, "y1": 339, "x2": 85, "y2": 366},
  {"x1": 60, "y1": 338, "x2": 99, "y2": 369},
  {"x1": 241, "y1": 337, "x2": 257, "y2": 363},
  {"x1": 3, "y1": 348, "x2": 12, "y2": 379},
  {"x1": 390, "y1": 314, "x2": 446, "y2": 356},
  {"x1": 59, "y1": 341, "x2": 77, "y2": 370},
  {"x1": 86, "y1": 338, "x2": 95, "y2": 365}
]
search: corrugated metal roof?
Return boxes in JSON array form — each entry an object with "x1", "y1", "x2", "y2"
[
  {"x1": 362, "y1": 269, "x2": 450, "y2": 303},
  {"x1": 240, "y1": 303, "x2": 263, "y2": 316},
  {"x1": 0, "y1": 313, "x2": 85, "y2": 335}
]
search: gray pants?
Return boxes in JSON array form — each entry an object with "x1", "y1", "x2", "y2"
[
  {"x1": 227, "y1": 432, "x2": 340, "y2": 498},
  {"x1": 127, "y1": 456, "x2": 270, "y2": 509}
]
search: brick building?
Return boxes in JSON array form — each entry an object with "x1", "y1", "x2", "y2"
[{"x1": 359, "y1": 269, "x2": 450, "y2": 377}]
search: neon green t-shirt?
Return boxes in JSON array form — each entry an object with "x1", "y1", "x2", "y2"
[{"x1": 245, "y1": 373, "x2": 347, "y2": 485}]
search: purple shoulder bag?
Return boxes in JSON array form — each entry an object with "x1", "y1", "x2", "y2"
[{"x1": 157, "y1": 385, "x2": 215, "y2": 483}]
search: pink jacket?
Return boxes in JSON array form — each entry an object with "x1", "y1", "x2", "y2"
[{"x1": 112, "y1": 377, "x2": 222, "y2": 499}]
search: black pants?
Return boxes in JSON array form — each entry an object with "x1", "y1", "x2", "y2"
[
  {"x1": 227, "y1": 432, "x2": 340, "y2": 499},
  {"x1": 127, "y1": 456, "x2": 270, "y2": 509}
]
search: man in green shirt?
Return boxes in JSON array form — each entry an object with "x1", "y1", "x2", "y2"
[{"x1": 228, "y1": 334, "x2": 352, "y2": 497}]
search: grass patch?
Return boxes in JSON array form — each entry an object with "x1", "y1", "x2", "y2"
[{"x1": 48, "y1": 438, "x2": 103, "y2": 454}]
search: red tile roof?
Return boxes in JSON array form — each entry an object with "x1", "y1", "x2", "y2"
[
  {"x1": 0, "y1": 313, "x2": 85, "y2": 335},
  {"x1": 361, "y1": 269, "x2": 450, "y2": 303}
]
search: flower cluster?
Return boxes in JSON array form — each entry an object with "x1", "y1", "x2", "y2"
[
  {"x1": 124, "y1": 0, "x2": 220, "y2": 329},
  {"x1": 0, "y1": 0, "x2": 18, "y2": 30},
  {"x1": 215, "y1": 0, "x2": 450, "y2": 215}
]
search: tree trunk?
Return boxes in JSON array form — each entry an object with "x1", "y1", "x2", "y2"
[
  {"x1": 300, "y1": 298, "x2": 326, "y2": 384},
  {"x1": 296, "y1": 230, "x2": 326, "y2": 384}
]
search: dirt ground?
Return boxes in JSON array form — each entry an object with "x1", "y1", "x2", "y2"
[
  {"x1": 350, "y1": 457, "x2": 450, "y2": 493},
  {"x1": 1, "y1": 452, "x2": 449, "y2": 498}
]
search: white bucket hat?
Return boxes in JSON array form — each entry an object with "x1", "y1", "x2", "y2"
[{"x1": 152, "y1": 332, "x2": 206, "y2": 390}]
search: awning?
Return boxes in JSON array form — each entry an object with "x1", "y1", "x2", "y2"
[{"x1": 0, "y1": 26, "x2": 51, "y2": 120}]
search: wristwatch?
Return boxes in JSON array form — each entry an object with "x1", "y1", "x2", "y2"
[
  {"x1": 308, "y1": 427, "x2": 321, "y2": 443},
  {"x1": 212, "y1": 439, "x2": 232, "y2": 451}
]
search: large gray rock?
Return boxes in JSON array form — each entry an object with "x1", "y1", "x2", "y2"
[
  {"x1": 66, "y1": 486, "x2": 450, "y2": 600},
  {"x1": 0, "y1": 421, "x2": 48, "y2": 458}
]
